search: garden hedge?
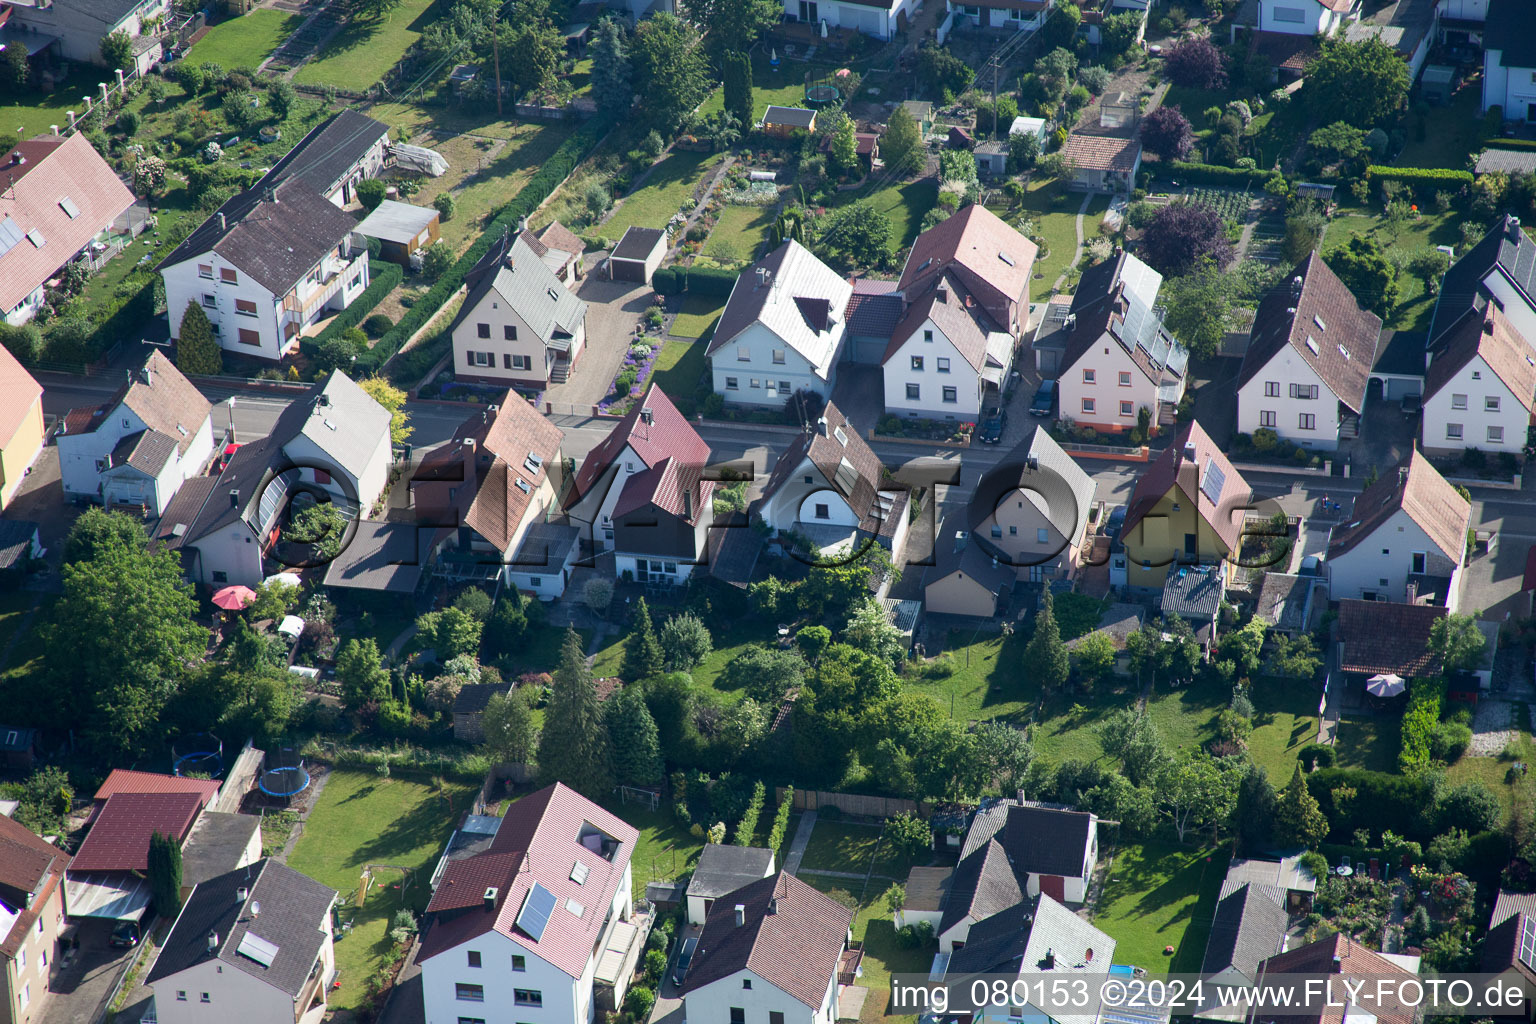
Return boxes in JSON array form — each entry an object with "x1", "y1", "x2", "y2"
[
  {"x1": 1484, "y1": 139, "x2": 1536, "y2": 153},
  {"x1": 1364, "y1": 166, "x2": 1474, "y2": 194},
  {"x1": 370, "y1": 115, "x2": 614, "y2": 380},
  {"x1": 1305, "y1": 767, "x2": 1440, "y2": 842},
  {"x1": 652, "y1": 266, "x2": 685, "y2": 295},
  {"x1": 1165, "y1": 162, "x2": 1274, "y2": 187},
  {"x1": 299, "y1": 260, "x2": 402, "y2": 359},
  {"x1": 683, "y1": 264, "x2": 739, "y2": 297},
  {"x1": 76, "y1": 273, "x2": 158, "y2": 367}
]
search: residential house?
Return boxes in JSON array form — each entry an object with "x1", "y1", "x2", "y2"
[
  {"x1": 0, "y1": 346, "x2": 42, "y2": 510},
  {"x1": 450, "y1": 229, "x2": 587, "y2": 389},
  {"x1": 452, "y1": 683, "x2": 511, "y2": 742},
  {"x1": 147, "y1": 860, "x2": 337, "y2": 1024},
  {"x1": 1082, "y1": 0, "x2": 1150, "y2": 47},
  {"x1": 0, "y1": 813, "x2": 68, "y2": 1024},
  {"x1": 1236, "y1": 252, "x2": 1383, "y2": 450},
  {"x1": 261, "y1": 110, "x2": 391, "y2": 209},
  {"x1": 1258, "y1": 0, "x2": 1358, "y2": 35},
  {"x1": 1252, "y1": 572, "x2": 1324, "y2": 634},
  {"x1": 933, "y1": 894, "x2": 1113, "y2": 1024},
  {"x1": 1480, "y1": 890, "x2": 1536, "y2": 1011},
  {"x1": 709, "y1": 241, "x2": 852, "y2": 407},
  {"x1": 684, "y1": 844, "x2": 775, "y2": 926},
  {"x1": 0, "y1": 134, "x2": 136, "y2": 327},
  {"x1": 1117, "y1": 420, "x2": 1250, "y2": 591},
  {"x1": 0, "y1": 0, "x2": 169, "y2": 72},
  {"x1": 1337, "y1": 598, "x2": 1447, "y2": 681},
  {"x1": 1440, "y1": 0, "x2": 1488, "y2": 50},
  {"x1": 938, "y1": 800, "x2": 1098, "y2": 951},
  {"x1": 680, "y1": 872, "x2": 852, "y2": 1024},
  {"x1": 945, "y1": 0, "x2": 1054, "y2": 34},
  {"x1": 1062, "y1": 116, "x2": 1142, "y2": 193},
  {"x1": 1325, "y1": 450, "x2": 1471, "y2": 608},
  {"x1": 1056, "y1": 250, "x2": 1189, "y2": 434},
  {"x1": 1194, "y1": 882, "x2": 1289, "y2": 1021},
  {"x1": 607, "y1": 227, "x2": 666, "y2": 286},
  {"x1": 1254, "y1": 933, "x2": 1420, "y2": 1024},
  {"x1": 781, "y1": 0, "x2": 919, "y2": 39},
  {"x1": 157, "y1": 371, "x2": 392, "y2": 587},
  {"x1": 160, "y1": 181, "x2": 369, "y2": 361},
  {"x1": 970, "y1": 423, "x2": 1096, "y2": 581},
  {"x1": 563, "y1": 384, "x2": 712, "y2": 555},
  {"x1": 55, "y1": 351, "x2": 215, "y2": 515},
  {"x1": 418, "y1": 783, "x2": 640, "y2": 1024},
  {"x1": 754, "y1": 401, "x2": 910, "y2": 560},
  {"x1": 761, "y1": 106, "x2": 817, "y2": 137},
  {"x1": 1430, "y1": 215, "x2": 1536, "y2": 350},
  {"x1": 356, "y1": 200, "x2": 440, "y2": 267},
  {"x1": 1422, "y1": 305, "x2": 1536, "y2": 455},
  {"x1": 611, "y1": 449, "x2": 715, "y2": 585},
  {"x1": 884, "y1": 204, "x2": 1036, "y2": 420},
  {"x1": 923, "y1": 527, "x2": 1016, "y2": 618},
  {"x1": 1483, "y1": 0, "x2": 1536, "y2": 122},
  {"x1": 1161, "y1": 564, "x2": 1225, "y2": 648}
]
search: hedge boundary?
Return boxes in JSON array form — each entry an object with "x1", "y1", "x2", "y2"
[
  {"x1": 368, "y1": 115, "x2": 614, "y2": 377},
  {"x1": 299, "y1": 259, "x2": 403, "y2": 358},
  {"x1": 652, "y1": 263, "x2": 740, "y2": 298},
  {"x1": 1165, "y1": 162, "x2": 1274, "y2": 187},
  {"x1": 1364, "y1": 166, "x2": 1474, "y2": 192},
  {"x1": 1482, "y1": 139, "x2": 1536, "y2": 154}
]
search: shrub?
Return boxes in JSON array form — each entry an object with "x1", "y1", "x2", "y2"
[
  {"x1": 1299, "y1": 743, "x2": 1336, "y2": 770},
  {"x1": 356, "y1": 178, "x2": 387, "y2": 211},
  {"x1": 363, "y1": 313, "x2": 394, "y2": 338},
  {"x1": 1430, "y1": 721, "x2": 1472, "y2": 763}
]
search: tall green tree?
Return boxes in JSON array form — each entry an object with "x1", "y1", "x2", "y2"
[
  {"x1": 537, "y1": 629, "x2": 614, "y2": 797},
  {"x1": 1161, "y1": 258, "x2": 1233, "y2": 360},
  {"x1": 1324, "y1": 235, "x2": 1399, "y2": 317},
  {"x1": 0, "y1": 43, "x2": 30, "y2": 95},
  {"x1": 1098, "y1": 708, "x2": 1170, "y2": 787},
  {"x1": 1303, "y1": 37, "x2": 1409, "y2": 128},
  {"x1": 39, "y1": 540, "x2": 207, "y2": 762},
  {"x1": 1275, "y1": 765, "x2": 1329, "y2": 847},
  {"x1": 590, "y1": 19, "x2": 633, "y2": 118},
  {"x1": 100, "y1": 30, "x2": 134, "y2": 70},
  {"x1": 622, "y1": 597, "x2": 663, "y2": 681},
  {"x1": 882, "y1": 105, "x2": 923, "y2": 178},
  {"x1": 1428, "y1": 614, "x2": 1487, "y2": 676},
  {"x1": 176, "y1": 302, "x2": 222, "y2": 376},
  {"x1": 630, "y1": 13, "x2": 710, "y2": 135},
  {"x1": 606, "y1": 685, "x2": 663, "y2": 786},
  {"x1": 721, "y1": 51, "x2": 754, "y2": 133},
  {"x1": 505, "y1": 19, "x2": 563, "y2": 97},
  {"x1": 336, "y1": 638, "x2": 391, "y2": 709},
  {"x1": 482, "y1": 688, "x2": 535, "y2": 765},
  {"x1": 64, "y1": 507, "x2": 145, "y2": 563},
  {"x1": 148, "y1": 830, "x2": 183, "y2": 918},
  {"x1": 1025, "y1": 589, "x2": 1070, "y2": 695},
  {"x1": 679, "y1": 0, "x2": 779, "y2": 52},
  {"x1": 1234, "y1": 763, "x2": 1277, "y2": 853},
  {"x1": 827, "y1": 111, "x2": 859, "y2": 177}
]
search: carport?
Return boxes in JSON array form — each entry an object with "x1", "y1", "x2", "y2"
[
  {"x1": 64, "y1": 873, "x2": 152, "y2": 920},
  {"x1": 1370, "y1": 328, "x2": 1427, "y2": 401}
]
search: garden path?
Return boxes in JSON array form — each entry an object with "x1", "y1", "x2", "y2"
[
  {"x1": 667, "y1": 156, "x2": 738, "y2": 261},
  {"x1": 1053, "y1": 192, "x2": 1093, "y2": 293},
  {"x1": 781, "y1": 808, "x2": 818, "y2": 876}
]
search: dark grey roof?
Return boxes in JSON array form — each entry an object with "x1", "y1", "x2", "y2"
[
  {"x1": 939, "y1": 838, "x2": 1024, "y2": 935},
  {"x1": 1487, "y1": 0, "x2": 1536, "y2": 70},
  {"x1": 181, "y1": 812, "x2": 263, "y2": 889},
  {"x1": 321, "y1": 520, "x2": 428, "y2": 594},
  {"x1": 41, "y1": 0, "x2": 140, "y2": 27},
  {"x1": 158, "y1": 182, "x2": 360, "y2": 296},
  {"x1": 452, "y1": 683, "x2": 507, "y2": 716},
  {"x1": 1254, "y1": 573, "x2": 1321, "y2": 633},
  {"x1": 927, "y1": 530, "x2": 1015, "y2": 594},
  {"x1": 998, "y1": 803, "x2": 1094, "y2": 877},
  {"x1": 1201, "y1": 881, "x2": 1288, "y2": 979},
  {"x1": 261, "y1": 110, "x2": 390, "y2": 199},
  {"x1": 510, "y1": 521, "x2": 581, "y2": 572},
  {"x1": 612, "y1": 226, "x2": 667, "y2": 262},
  {"x1": 764, "y1": 106, "x2": 817, "y2": 128},
  {"x1": 149, "y1": 859, "x2": 336, "y2": 998},
  {"x1": 942, "y1": 800, "x2": 1096, "y2": 934},
  {"x1": 1429, "y1": 215, "x2": 1536, "y2": 349},
  {"x1": 686, "y1": 843, "x2": 775, "y2": 900},
  {"x1": 1477, "y1": 149, "x2": 1536, "y2": 176},
  {"x1": 1162, "y1": 564, "x2": 1224, "y2": 621},
  {"x1": 1371, "y1": 329, "x2": 1426, "y2": 377},
  {"x1": 106, "y1": 429, "x2": 177, "y2": 477},
  {"x1": 1492, "y1": 889, "x2": 1536, "y2": 929},
  {"x1": 0, "y1": 520, "x2": 38, "y2": 570},
  {"x1": 946, "y1": 899, "x2": 1035, "y2": 975}
]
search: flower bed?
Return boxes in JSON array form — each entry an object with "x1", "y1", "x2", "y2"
[
  {"x1": 720, "y1": 180, "x2": 779, "y2": 206},
  {"x1": 419, "y1": 372, "x2": 542, "y2": 408},
  {"x1": 598, "y1": 335, "x2": 664, "y2": 413},
  {"x1": 877, "y1": 415, "x2": 973, "y2": 444}
]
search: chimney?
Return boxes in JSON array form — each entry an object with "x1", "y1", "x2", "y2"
[
  {"x1": 319, "y1": 393, "x2": 330, "y2": 407},
  {"x1": 1043, "y1": 948, "x2": 1055, "y2": 969},
  {"x1": 265, "y1": 184, "x2": 277, "y2": 204},
  {"x1": 1285, "y1": 307, "x2": 1296, "y2": 317},
  {"x1": 207, "y1": 932, "x2": 219, "y2": 954},
  {"x1": 228, "y1": 488, "x2": 240, "y2": 509},
  {"x1": 1291, "y1": 275, "x2": 1303, "y2": 297},
  {"x1": 1330, "y1": 954, "x2": 1343, "y2": 974},
  {"x1": 1510, "y1": 216, "x2": 1522, "y2": 242},
  {"x1": 462, "y1": 438, "x2": 476, "y2": 456},
  {"x1": 756, "y1": 267, "x2": 771, "y2": 289},
  {"x1": 218, "y1": 212, "x2": 226, "y2": 232},
  {"x1": 965, "y1": 294, "x2": 974, "y2": 308},
  {"x1": 733, "y1": 904, "x2": 746, "y2": 927},
  {"x1": 142, "y1": 365, "x2": 152, "y2": 387},
  {"x1": 954, "y1": 530, "x2": 967, "y2": 551},
  {"x1": 937, "y1": 283, "x2": 948, "y2": 303},
  {"x1": 816, "y1": 416, "x2": 829, "y2": 436},
  {"x1": 1085, "y1": 947, "x2": 1094, "y2": 962},
  {"x1": 640, "y1": 407, "x2": 654, "y2": 426},
  {"x1": 483, "y1": 887, "x2": 499, "y2": 913},
  {"x1": 767, "y1": 898, "x2": 778, "y2": 916},
  {"x1": 236, "y1": 886, "x2": 249, "y2": 903},
  {"x1": 1484, "y1": 316, "x2": 1495, "y2": 335},
  {"x1": 1399, "y1": 465, "x2": 1409, "y2": 488}
]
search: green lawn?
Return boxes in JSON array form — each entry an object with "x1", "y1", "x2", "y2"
[
  {"x1": 650, "y1": 340, "x2": 709, "y2": 411},
  {"x1": 567, "y1": 58, "x2": 593, "y2": 98},
  {"x1": 1247, "y1": 684, "x2": 1322, "y2": 782},
  {"x1": 295, "y1": 0, "x2": 441, "y2": 89},
  {"x1": 0, "y1": 71, "x2": 123, "y2": 142},
  {"x1": 826, "y1": 178, "x2": 938, "y2": 251},
  {"x1": 508, "y1": 626, "x2": 591, "y2": 678},
  {"x1": 1321, "y1": 202, "x2": 1461, "y2": 333},
  {"x1": 185, "y1": 10, "x2": 304, "y2": 69},
  {"x1": 1448, "y1": 733, "x2": 1536, "y2": 823},
  {"x1": 592, "y1": 616, "x2": 772, "y2": 697},
  {"x1": 1395, "y1": 87, "x2": 1482, "y2": 170},
  {"x1": 0, "y1": 595, "x2": 50, "y2": 692},
  {"x1": 904, "y1": 630, "x2": 1035, "y2": 725},
  {"x1": 602, "y1": 150, "x2": 722, "y2": 236},
  {"x1": 699, "y1": 54, "x2": 838, "y2": 124},
  {"x1": 287, "y1": 770, "x2": 476, "y2": 1011},
  {"x1": 669, "y1": 294, "x2": 725, "y2": 341},
  {"x1": 799, "y1": 875, "x2": 933, "y2": 1024},
  {"x1": 601, "y1": 799, "x2": 703, "y2": 884},
  {"x1": 1332, "y1": 715, "x2": 1400, "y2": 772},
  {"x1": 994, "y1": 178, "x2": 1108, "y2": 300},
  {"x1": 1092, "y1": 842, "x2": 1230, "y2": 975},
  {"x1": 799, "y1": 820, "x2": 885, "y2": 873},
  {"x1": 1031, "y1": 683, "x2": 1139, "y2": 764},
  {"x1": 708, "y1": 204, "x2": 775, "y2": 264}
]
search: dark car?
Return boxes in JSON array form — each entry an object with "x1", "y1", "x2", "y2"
[
  {"x1": 979, "y1": 408, "x2": 1007, "y2": 444},
  {"x1": 1401, "y1": 393, "x2": 1422, "y2": 418},
  {"x1": 1030, "y1": 379, "x2": 1058, "y2": 417},
  {"x1": 673, "y1": 936, "x2": 698, "y2": 986},
  {"x1": 109, "y1": 920, "x2": 141, "y2": 949},
  {"x1": 1103, "y1": 505, "x2": 1127, "y2": 543}
]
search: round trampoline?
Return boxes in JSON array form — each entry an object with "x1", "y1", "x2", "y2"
[
  {"x1": 805, "y1": 83, "x2": 839, "y2": 105},
  {"x1": 172, "y1": 733, "x2": 224, "y2": 778},
  {"x1": 258, "y1": 747, "x2": 312, "y2": 805}
]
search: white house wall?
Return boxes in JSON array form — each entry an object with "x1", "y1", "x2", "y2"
[
  {"x1": 57, "y1": 404, "x2": 214, "y2": 506},
  {"x1": 190, "y1": 519, "x2": 265, "y2": 587},
  {"x1": 452, "y1": 291, "x2": 586, "y2": 387},
  {"x1": 715, "y1": 322, "x2": 839, "y2": 407},
  {"x1": 1259, "y1": 0, "x2": 1336, "y2": 35},
  {"x1": 281, "y1": 430, "x2": 392, "y2": 513},
  {"x1": 1421, "y1": 356, "x2": 1527, "y2": 455},
  {"x1": 569, "y1": 445, "x2": 643, "y2": 553},
  {"x1": 151, "y1": 954, "x2": 294, "y2": 1024},
  {"x1": 684, "y1": 967, "x2": 838, "y2": 1024},
  {"x1": 1326, "y1": 508, "x2": 1463, "y2": 608},
  {"x1": 1485, "y1": 53, "x2": 1536, "y2": 121},
  {"x1": 1058, "y1": 338, "x2": 1158, "y2": 433},
  {"x1": 883, "y1": 322, "x2": 981, "y2": 420},
  {"x1": 422, "y1": 931, "x2": 582, "y2": 1024},
  {"x1": 1235, "y1": 348, "x2": 1341, "y2": 449}
]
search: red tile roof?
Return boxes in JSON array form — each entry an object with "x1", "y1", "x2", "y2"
[
  {"x1": 1123, "y1": 420, "x2": 1251, "y2": 552},
  {"x1": 93, "y1": 769, "x2": 222, "y2": 805},
  {"x1": 69, "y1": 792, "x2": 205, "y2": 872},
  {"x1": 0, "y1": 343, "x2": 41, "y2": 448},
  {"x1": 613, "y1": 456, "x2": 713, "y2": 523},
  {"x1": 1337, "y1": 600, "x2": 1445, "y2": 676},
  {"x1": 1326, "y1": 450, "x2": 1470, "y2": 563},
  {"x1": 563, "y1": 385, "x2": 710, "y2": 509},
  {"x1": 898, "y1": 205, "x2": 1036, "y2": 334},
  {"x1": 0, "y1": 813, "x2": 65, "y2": 904},
  {"x1": 1062, "y1": 131, "x2": 1142, "y2": 172},
  {"x1": 1425, "y1": 304, "x2": 1536, "y2": 414},
  {"x1": 1257, "y1": 933, "x2": 1415, "y2": 1024},
  {"x1": 0, "y1": 134, "x2": 135, "y2": 314}
]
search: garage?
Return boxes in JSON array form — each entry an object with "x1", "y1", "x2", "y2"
[
  {"x1": 840, "y1": 3, "x2": 884, "y2": 37},
  {"x1": 609, "y1": 226, "x2": 668, "y2": 286}
]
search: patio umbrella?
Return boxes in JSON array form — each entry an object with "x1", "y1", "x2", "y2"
[
  {"x1": 1365, "y1": 672, "x2": 1406, "y2": 697},
  {"x1": 262, "y1": 572, "x2": 302, "y2": 589},
  {"x1": 820, "y1": 18, "x2": 828, "y2": 38},
  {"x1": 211, "y1": 585, "x2": 257, "y2": 611}
]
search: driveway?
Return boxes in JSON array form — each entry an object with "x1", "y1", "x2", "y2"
[
  {"x1": 40, "y1": 919, "x2": 138, "y2": 1024},
  {"x1": 545, "y1": 274, "x2": 653, "y2": 412},
  {"x1": 829, "y1": 365, "x2": 884, "y2": 433},
  {"x1": 1337, "y1": 383, "x2": 1417, "y2": 478}
]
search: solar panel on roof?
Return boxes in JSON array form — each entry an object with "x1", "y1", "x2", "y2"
[
  {"x1": 236, "y1": 931, "x2": 280, "y2": 968},
  {"x1": 1201, "y1": 463, "x2": 1227, "y2": 506},
  {"x1": 0, "y1": 217, "x2": 23, "y2": 257},
  {"x1": 1520, "y1": 917, "x2": 1536, "y2": 972},
  {"x1": 255, "y1": 471, "x2": 297, "y2": 532},
  {"x1": 515, "y1": 882, "x2": 557, "y2": 942}
]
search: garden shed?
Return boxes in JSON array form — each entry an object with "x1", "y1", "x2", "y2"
[{"x1": 609, "y1": 226, "x2": 668, "y2": 285}]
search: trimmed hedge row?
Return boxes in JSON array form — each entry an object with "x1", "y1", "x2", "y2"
[
  {"x1": 1485, "y1": 139, "x2": 1536, "y2": 154},
  {"x1": 1165, "y1": 162, "x2": 1274, "y2": 186},
  {"x1": 650, "y1": 263, "x2": 741, "y2": 298},
  {"x1": 299, "y1": 259, "x2": 403, "y2": 358},
  {"x1": 368, "y1": 115, "x2": 614, "y2": 379},
  {"x1": 1365, "y1": 166, "x2": 1474, "y2": 192},
  {"x1": 387, "y1": 325, "x2": 454, "y2": 388},
  {"x1": 82, "y1": 273, "x2": 158, "y2": 363}
]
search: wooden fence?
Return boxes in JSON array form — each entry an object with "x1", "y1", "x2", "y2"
[{"x1": 776, "y1": 787, "x2": 920, "y2": 819}]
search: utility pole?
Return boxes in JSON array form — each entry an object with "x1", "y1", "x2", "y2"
[{"x1": 492, "y1": 20, "x2": 502, "y2": 118}]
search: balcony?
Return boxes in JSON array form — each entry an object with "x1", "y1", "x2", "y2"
[{"x1": 282, "y1": 252, "x2": 365, "y2": 322}]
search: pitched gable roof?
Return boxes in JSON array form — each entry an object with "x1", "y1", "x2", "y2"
[
  {"x1": 682, "y1": 872, "x2": 851, "y2": 1009},
  {"x1": 1326, "y1": 450, "x2": 1470, "y2": 562},
  {"x1": 1238, "y1": 252, "x2": 1383, "y2": 414},
  {"x1": 899, "y1": 204, "x2": 1036, "y2": 329},
  {"x1": 87, "y1": 351, "x2": 211, "y2": 457},
  {"x1": 292, "y1": 370, "x2": 391, "y2": 480},
  {"x1": 0, "y1": 814, "x2": 63, "y2": 905},
  {"x1": 886, "y1": 271, "x2": 1001, "y2": 370},
  {"x1": 758, "y1": 401, "x2": 902, "y2": 537},
  {"x1": 1337, "y1": 599, "x2": 1446, "y2": 676},
  {"x1": 1257, "y1": 933, "x2": 1416, "y2": 1024},
  {"x1": 1487, "y1": 0, "x2": 1536, "y2": 70},
  {"x1": 844, "y1": 278, "x2": 902, "y2": 339},
  {"x1": 1059, "y1": 250, "x2": 1188, "y2": 387},
  {"x1": 966, "y1": 424, "x2": 1096, "y2": 548},
  {"x1": 686, "y1": 844, "x2": 775, "y2": 900},
  {"x1": 1425, "y1": 304, "x2": 1536, "y2": 413},
  {"x1": 1202, "y1": 881, "x2": 1288, "y2": 978},
  {"x1": 1123, "y1": 420, "x2": 1250, "y2": 551},
  {"x1": 158, "y1": 182, "x2": 360, "y2": 296},
  {"x1": 564, "y1": 385, "x2": 709, "y2": 509},
  {"x1": 613, "y1": 456, "x2": 712, "y2": 524},
  {"x1": 0, "y1": 343, "x2": 41, "y2": 447},
  {"x1": 927, "y1": 530, "x2": 1015, "y2": 595},
  {"x1": 69, "y1": 792, "x2": 205, "y2": 872},
  {"x1": 709, "y1": 241, "x2": 852, "y2": 381},
  {"x1": 448, "y1": 395, "x2": 565, "y2": 552},
  {"x1": 93, "y1": 769, "x2": 223, "y2": 805},
  {"x1": 0, "y1": 133, "x2": 136, "y2": 314},
  {"x1": 1062, "y1": 131, "x2": 1142, "y2": 171},
  {"x1": 260, "y1": 109, "x2": 389, "y2": 198},
  {"x1": 1430, "y1": 214, "x2": 1536, "y2": 348},
  {"x1": 452, "y1": 229, "x2": 586, "y2": 344},
  {"x1": 107, "y1": 429, "x2": 178, "y2": 477}
]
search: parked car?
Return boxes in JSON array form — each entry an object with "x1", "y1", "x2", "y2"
[
  {"x1": 1103, "y1": 505, "x2": 1127, "y2": 542},
  {"x1": 979, "y1": 407, "x2": 1007, "y2": 444},
  {"x1": 673, "y1": 936, "x2": 698, "y2": 985},
  {"x1": 1401, "y1": 393, "x2": 1422, "y2": 417},
  {"x1": 110, "y1": 920, "x2": 141, "y2": 949},
  {"x1": 1030, "y1": 379, "x2": 1058, "y2": 417},
  {"x1": 1299, "y1": 555, "x2": 1321, "y2": 577}
]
